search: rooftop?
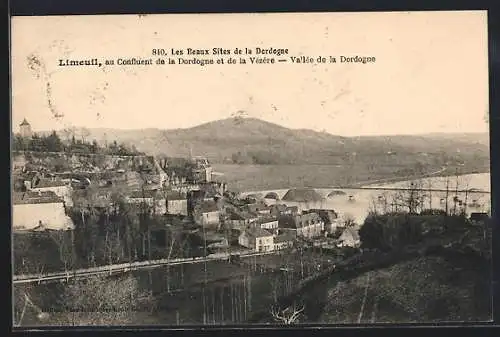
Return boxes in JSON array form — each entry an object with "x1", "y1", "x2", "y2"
[
  {"x1": 19, "y1": 118, "x2": 30, "y2": 126},
  {"x1": 128, "y1": 189, "x2": 160, "y2": 199},
  {"x1": 340, "y1": 227, "x2": 360, "y2": 241},
  {"x1": 197, "y1": 200, "x2": 219, "y2": 213},
  {"x1": 230, "y1": 210, "x2": 259, "y2": 220},
  {"x1": 278, "y1": 212, "x2": 323, "y2": 229},
  {"x1": 166, "y1": 190, "x2": 186, "y2": 200},
  {"x1": 32, "y1": 179, "x2": 68, "y2": 188},
  {"x1": 245, "y1": 227, "x2": 273, "y2": 238},
  {"x1": 13, "y1": 191, "x2": 64, "y2": 205},
  {"x1": 257, "y1": 216, "x2": 279, "y2": 224},
  {"x1": 274, "y1": 233, "x2": 295, "y2": 243},
  {"x1": 246, "y1": 202, "x2": 270, "y2": 212}
]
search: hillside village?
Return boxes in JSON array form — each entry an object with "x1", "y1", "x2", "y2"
[
  {"x1": 12, "y1": 119, "x2": 359, "y2": 269},
  {"x1": 11, "y1": 119, "x2": 492, "y2": 326}
]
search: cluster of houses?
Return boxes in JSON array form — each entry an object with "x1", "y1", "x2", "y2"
[
  {"x1": 231, "y1": 200, "x2": 361, "y2": 252},
  {"x1": 11, "y1": 162, "x2": 360, "y2": 250},
  {"x1": 12, "y1": 164, "x2": 225, "y2": 232},
  {"x1": 12, "y1": 118, "x2": 360, "y2": 252},
  {"x1": 12, "y1": 141, "x2": 226, "y2": 234}
]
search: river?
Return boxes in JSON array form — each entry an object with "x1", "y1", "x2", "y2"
[{"x1": 241, "y1": 173, "x2": 491, "y2": 225}]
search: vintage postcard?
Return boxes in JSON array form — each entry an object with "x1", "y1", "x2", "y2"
[{"x1": 11, "y1": 11, "x2": 491, "y2": 326}]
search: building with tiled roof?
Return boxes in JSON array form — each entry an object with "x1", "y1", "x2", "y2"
[
  {"x1": 194, "y1": 200, "x2": 220, "y2": 229},
  {"x1": 255, "y1": 216, "x2": 279, "y2": 231},
  {"x1": 12, "y1": 191, "x2": 74, "y2": 231},
  {"x1": 273, "y1": 233, "x2": 295, "y2": 250},
  {"x1": 238, "y1": 227, "x2": 274, "y2": 252},
  {"x1": 270, "y1": 204, "x2": 299, "y2": 216},
  {"x1": 245, "y1": 201, "x2": 271, "y2": 215},
  {"x1": 278, "y1": 212, "x2": 325, "y2": 238},
  {"x1": 227, "y1": 210, "x2": 259, "y2": 231},
  {"x1": 30, "y1": 178, "x2": 73, "y2": 207},
  {"x1": 303, "y1": 208, "x2": 340, "y2": 234},
  {"x1": 125, "y1": 189, "x2": 167, "y2": 215},
  {"x1": 13, "y1": 191, "x2": 63, "y2": 204}
]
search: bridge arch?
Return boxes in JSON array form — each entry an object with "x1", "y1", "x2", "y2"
[{"x1": 264, "y1": 192, "x2": 280, "y2": 200}]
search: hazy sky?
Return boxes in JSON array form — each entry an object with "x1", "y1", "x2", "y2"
[{"x1": 11, "y1": 11, "x2": 489, "y2": 136}]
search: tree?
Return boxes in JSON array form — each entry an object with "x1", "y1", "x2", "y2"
[
  {"x1": 13, "y1": 135, "x2": 28, "y2": 151},
  {"x1": 357, "y1": 273, "x2": 371, "y2": 323},
  {"x1": 270, "y1": 303, "x2": 305, "y2": 324},
  {"x1": 341, "y1": 214, "x2": 357, "y2": 228},
  {"x1": 80, "y1": 128, "x2": 90, "y2": 143},
  {"x1": 13, "y1": 284, "x2": 49, "y2": 327},
  {"x1": 359, "y1": 213, "x2": 424, "y2": 251},
  {"x1": 45, "y1": 131, "x2": 63, "y2": 152},
  {"x1": 60, "y1": 128, "x2": 73, "y2": 145},
  {"x1": 386, "y1": 179, "x2": 426, "y2": 214},
  {"x1": 91, "y1": 140, "x2": 99, "y2": 153},
  {"x1": 56, "y1": 274, "x2": 155, "y2": 326},
  {"x1": 49, "y1": 230, "x2": 75, "y2": 272}
]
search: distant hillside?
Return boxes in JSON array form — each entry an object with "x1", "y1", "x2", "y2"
[
  {"x1": 60, "y1": 118, "x2": 489, "y2": 167},
  {"x1": 418, "y1": 132, "x2": 490, "y2": 147}
]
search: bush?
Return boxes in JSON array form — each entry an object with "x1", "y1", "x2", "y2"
[
  {"x1": 359, "y1": 214, "x2": 425, "y2": 251},
  {"x1": 420, "y1": 209, "x2": 447, "y2": 216}
]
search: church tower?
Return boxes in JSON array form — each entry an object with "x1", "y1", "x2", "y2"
[{"x1": 19, "y1": 118, "x2": 32, "y2": 138}]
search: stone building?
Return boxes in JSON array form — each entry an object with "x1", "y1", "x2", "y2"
[
  {"x1": 19, "y1": 118, "x2": 32, "y2": 139},
  {"x1": 13, "y1": 191, "x2": 74, "y2": 231}
]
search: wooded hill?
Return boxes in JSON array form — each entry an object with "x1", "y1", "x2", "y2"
[{"x1": 52, "y1": 117, "x2": 489, "y2": 169}]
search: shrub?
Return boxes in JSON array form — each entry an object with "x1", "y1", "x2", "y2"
[{"x1": 359, "y1": 214, "x2": 425, "y2": 251}]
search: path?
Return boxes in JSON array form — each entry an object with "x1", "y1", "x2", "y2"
[{"x1": 13, "y1": 250, "x2": 276, "y2": 285}]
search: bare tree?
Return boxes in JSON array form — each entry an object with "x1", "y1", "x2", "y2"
[
  {"x1": 427, "y1": 178, "x2": 433, "y2": 210},
  {"x1": 165, "y1": 230, "x2": 177, "y2": 293},
  {"x1": 390, "y1": 179, "x2": 425, "y2": 214},
  {"x1": 60, "y1": 128, "x2": 73, "y2": 145},
  {"x1": 370, "y1": 192, "x2": 390, "y2": 215},
  {"x1": 56, "y1": 274, "x2": 154, "y2": 326},
  {"x1": 80, "y1": 127, "x2": 91, "y2": 143},
  {"x1": 270, "y1": 277, "x2": 280, "y2": 303},
  {"x1": 452, "y1": 169, "x2": 460, "y2": 215},
  {"x1": 462, "y1": 175, "x2": 472, "y2": 216},
  {"x1": 103, "y1": 231, "x2": 121, "y2": 265},
  {"x1": 341, "y1": 214, "x2": 357, "y2": 228},
  {"x1": 444, "y1": 176, "x2": 450, "y2": 215},
  {"x1": 357, "y1": 273, "x2": 371, "y2": 323},
  {"x1": 49, "y1": 230, "x2": 75, "y2": 272},
  {"x1": 13, "y1": 289, "x2": 49, "y2": 327},
  {"x1": 270, "y1": 303, "x2": 305, "y2": 324},
  {"x1": 61, "y1": 127, "x2": 78, "y2": 144}
]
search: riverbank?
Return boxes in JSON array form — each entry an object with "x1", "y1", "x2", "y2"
[
  {"x1": 248, "y1": 247, "x2": 491, "y2": 324},
  {"x1": 214, "y1": 163, "x2": 489, "y2": 194},
  {"x1": 246, "y1": 216, "x2": 492, "y2": 324}
]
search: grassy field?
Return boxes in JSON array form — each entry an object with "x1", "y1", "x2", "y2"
[
  {"x1": 311, "y1": 253, "x2": 491, "y2": 323},
  {"x1": 213, "y1": 164, "x2": 398, "y2": 191},
  {"x1": 212, "y1": 163, "x2": 488, "y2": 192}
]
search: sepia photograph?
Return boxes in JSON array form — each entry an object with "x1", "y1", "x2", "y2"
[{"x1": 10, "y1": 11, "x2": 492, "y2": 327}]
